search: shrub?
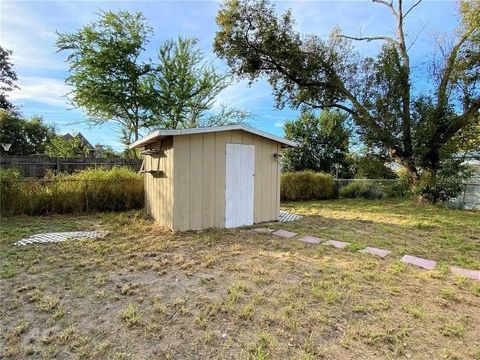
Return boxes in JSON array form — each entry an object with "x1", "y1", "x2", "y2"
[
  {"x1": 281, "y1": 171, "x2": 336, "y2": 201},
  {"x1": 340, "y1": 181, "x2": 384, "y2": 199},
  {"x1": 339, "y1": 180, "x2": 408, "y2": 199},
  {"x1": 415, "y1": 159, "x2": 472, "y2": 204},
  {"x1": 0, "y1": 167, "x2": 144, "y2": 216}
]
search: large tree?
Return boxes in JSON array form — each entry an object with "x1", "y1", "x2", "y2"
[
  {"x1": 214, "y1": 0, "x2": 480, "y2": 181},
  {"x1": 146, "y1": 36, "x2": 249, "y2": 129},
  {"x1": 56, "y1": 11, "x2": 154, "y2": 144},
  {"x1": 0, "y1": 46, "x2": 19, "y2": 111},
  {"x1": 282, "y1": 110, "x2": 350, "y2": 174}
]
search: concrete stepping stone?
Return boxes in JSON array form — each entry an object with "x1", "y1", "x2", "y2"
[
  {"x1": 253, "y1": 228, "x2": 275, "y2": 234},
  {"x1": 298, "y1": 235, "x2": 322, "y2": 244},
  {"x1": 272, "y1": 229, "x2": 297, "y2": 238},
  {"x1": 323, "y1": 240, "x2": 350, "y2": 249},
  {"x1": 401, "y1": 255, "x2": 436, "y2": 270},
  {"x1": 359, "y1": 247, "x2": 391, "y2": 258},
  {"x1": 451, "y1": 266, "x2": 480, "y2": 281}
]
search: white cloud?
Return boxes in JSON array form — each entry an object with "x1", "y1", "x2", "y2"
[
  {"x1": 274, "y1": 120, "x2": 285, "y2": 128},
  {"x1": 10, "y1": 77, "x2": 71, "y2": 107},
  {"x1": 1, "y1": 1, "x2": 65, "y2": 71},
  {"x1": 214, "y1": 79, "x2": 272, "y2": 109}
]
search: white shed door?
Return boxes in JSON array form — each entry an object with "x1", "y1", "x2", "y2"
[{"x1": 225, "y1": 144, "x2": 255, "y2": 228}]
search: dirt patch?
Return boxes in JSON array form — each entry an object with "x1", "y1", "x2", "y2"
[{"x1": 1, "y1": 205, "x2": 480, "y2": 359}]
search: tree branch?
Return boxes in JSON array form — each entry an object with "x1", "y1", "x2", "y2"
[
  {"x1": 302, "y1": 100, "x2": 357, "y2": 116},
  {"x1": 338, "y1": 34, "x2": 399, "y2": 46},
  {"x1": 404, "y1": 0, "x2": 423, "y2": 18},
  {"x1": 372, "y1": 0, "x2": 398, "y2": 18},
  {"x1": 436, "y1": 28, "x2": 474, "y2": 109}
]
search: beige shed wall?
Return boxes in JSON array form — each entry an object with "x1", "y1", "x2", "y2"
[
  {"x1": 143, "y1": 137, "x2": 174, "y2": 228},
  {"x1": 172, "y1": 130, "x2": 281, "y2": 231}
]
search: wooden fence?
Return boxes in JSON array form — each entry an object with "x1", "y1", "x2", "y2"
[{"x1": 0, "y1": 155, "x2": 142, "y2": 178}]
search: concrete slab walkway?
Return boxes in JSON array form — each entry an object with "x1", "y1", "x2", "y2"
[
  {"x1": 251, "y1": 227, "x2": 479, "y2": 281},
  {"x1": 253, "y1": 228, "x2": 275, "y2": 234},
  {"x1": 359, "y1": 247, "x2": 391, "y2": 258},
  {"x1": 451, "y1": 266, "x2": 480, "y2": 281},
  {"x1": 401, "y1": 255, "x2": 436, "y2": 270},
  {"x1": 272, "y1": 229, "x2": 298, "y2": 238},
  {"x1": 298, "y1": 235, "x2": 322, "y2": 244},
  {"x1": 323, "y1": 240, "x2": 350, "y2": 249}
]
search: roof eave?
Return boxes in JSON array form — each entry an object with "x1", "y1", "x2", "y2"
[{"x1": 128, "y1": 125, "x2": 298, "y2": 149}]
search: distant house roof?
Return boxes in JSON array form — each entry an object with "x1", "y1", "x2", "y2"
[
  {"x1": 129, "y1": 125, "x2": 298, "y2": 149},
  {"x1": 62, "y1": 132, "x2": 95, "y2": 150}
]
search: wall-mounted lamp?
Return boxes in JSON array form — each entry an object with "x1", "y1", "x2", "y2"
[{"x1": 273, "y1": 153, "x2": 283, "y2": 161}]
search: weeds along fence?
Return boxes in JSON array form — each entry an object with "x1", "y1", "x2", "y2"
[
  {"x1": 337, "y1": 178, "x2": 410, "y2": 199},
  {"x1": 280, "y1": 171, "x2": 409, "y2": 201},
  {"x1": 0, "y1": 168, "x2": 144, "y2": 216}
]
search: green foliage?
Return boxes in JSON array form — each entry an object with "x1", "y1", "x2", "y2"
[
  {"x1": 280, "y1": 171, "x2": 336, "y2": 201},
  {"x1": 0, "y1": 167, "x2": 143, "y2": 216},
  {"x1": 0, "y1": 110, "x2": 54, "y2": 155},
  {"x1": 56, "y1": 11, "x2": 154, "y2": 144},
  {"x1": 353, "y1": 155, "x2": 397, "y2": 179},
  {"x1": 0, "y1": 46, "x2": 18, "y2": 111},
  {"x1": 340, "y1": 181, "x2": 383, "y2": 200},
  {"x1": 44, "y1": 136, "x2": 91, "y2": 158},
  {"x1": 339, "y1": 181, "x2": 408, "y2": 200},
  {"x1": 57, "y1": 12, "x2": 247, "y2": 145},
  {"x1": 415, "y1": 158, "x2": 473, "y2": 203},
  {"x1": 282, "y1": 110, "x2": 350, "y2": 175},
  {"x1": 214, "y1": 0, "x2": 480, "y2": 186},
  {"x1": 147, "y1": 36, "x2": 249, "y2": 129}
]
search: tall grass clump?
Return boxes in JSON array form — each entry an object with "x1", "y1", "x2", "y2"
[
  {"x1": 0, "y1": 167, "x2": 144, "y2": 216},
  {"x1": 339, "y1": 180, "x2": 408, "y2": 200},
  {"x1": 281, "y1": 171, "x2": 336, "y2": 201}
]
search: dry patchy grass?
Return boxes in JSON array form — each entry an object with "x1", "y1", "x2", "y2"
[{"x1": 0, "y1": 199, "x2": 479, "y2": 359}]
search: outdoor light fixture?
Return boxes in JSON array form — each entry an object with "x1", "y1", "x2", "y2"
[
  {"x1": 273, "y1": 153, "x2": 283, "y2": 161},
  {"x1": 1, "y1": 143, "x2": 12, "y2": 151}
]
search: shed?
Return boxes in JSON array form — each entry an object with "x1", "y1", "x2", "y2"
[{"x1": 129, "y1": 125, "x2": 297, "y2": 230}]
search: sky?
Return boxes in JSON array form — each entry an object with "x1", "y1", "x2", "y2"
[{"x1": 1, "y1": 0, "x2": 459, "y2": 151}]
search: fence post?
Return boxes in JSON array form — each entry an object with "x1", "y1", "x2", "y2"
[{"x1": 56, "y1": 157, "x2": 60, "y2": 172}]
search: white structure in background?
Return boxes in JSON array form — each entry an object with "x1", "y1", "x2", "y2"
[{"x1": 446, "y1": 153, "x2": 480, "y2": 210}]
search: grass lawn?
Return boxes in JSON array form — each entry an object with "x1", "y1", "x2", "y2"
[{"x1": 0, "y1": 199, "x2": 479, "y2": 359}]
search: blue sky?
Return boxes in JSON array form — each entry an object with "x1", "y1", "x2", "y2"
[{"x1": 2, "y1": 0, "x2": 458, "y2": 151}]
